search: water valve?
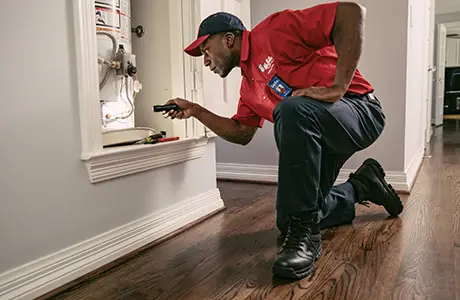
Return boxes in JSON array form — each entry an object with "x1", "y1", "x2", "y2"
[
  {"x1": 127, "y1": 62, "x2": 137, "y2": 77},
  {"x1": 114, "y1": 44, "x2": 137, "y2": 77}
]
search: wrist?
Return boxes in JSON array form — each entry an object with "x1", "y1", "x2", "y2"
[
  {"x1": 334, "y1": 69, "x2": 354, "y2": 92},
  {"x1": 190, "y1": 103, "x2": 202, "y2": 118},
  {"x1": 332, "y1": 81, "x2": 348, "y2": 93}
]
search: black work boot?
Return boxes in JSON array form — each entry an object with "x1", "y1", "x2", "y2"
[
  {"x1": 348, "y1": 158, "x2": 403, "y2": 216},
  {"x1": 272, "y1": 213, "x2": 322, "y2": 279}
]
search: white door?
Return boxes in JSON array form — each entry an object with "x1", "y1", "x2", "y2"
[
  {"x1": 180, "y1": 0, "x2": 251, "y2": 137},
  {"x1": 197, "y1": 0, "x2": 251, "y2": 136},
  {"x1": 434, "y1": 23, "x2": 447, "y2": 126},
  {"x1": 222, "y1": 0, "x2": 251, "y2": 118}
]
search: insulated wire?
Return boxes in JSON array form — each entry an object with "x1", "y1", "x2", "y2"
[{"x1": 106, "y1": 76, "x2": 135, "y2": 123}]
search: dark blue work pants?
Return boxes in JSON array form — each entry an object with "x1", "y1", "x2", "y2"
[{"x1": 273, "y1": 93, "x2": 385, "y2": 233}]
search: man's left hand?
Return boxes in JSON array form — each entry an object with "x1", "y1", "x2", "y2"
[{"x1": 292, "y1": 84, "x2": 346, "y2": 103}]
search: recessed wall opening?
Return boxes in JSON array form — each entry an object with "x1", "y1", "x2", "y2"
[{"x1": 95, "y1": 0, "x2": 189, "y2": 148}]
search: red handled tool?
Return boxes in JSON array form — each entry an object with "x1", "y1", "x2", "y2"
[
  {"x1": 157, "y1": 137, "x2": 180, "y2": 143},
  {"x1": 135, "y1": 134, "x2": 179, "y2": 145}
]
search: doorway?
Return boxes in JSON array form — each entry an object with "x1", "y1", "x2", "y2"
[{"x1": 432, "y1": 21, "x2": 460, "y2": 128}]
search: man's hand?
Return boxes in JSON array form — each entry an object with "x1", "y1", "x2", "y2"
[
  {"x1": 292, "y1": 84, "x2": 346, "y2": 103},
  {"x1": 163, "y1": 98, "x2": 197, "y2": 120},
  {"x1": 162, "y1": 98, "x2": 258, "y2": 145}
]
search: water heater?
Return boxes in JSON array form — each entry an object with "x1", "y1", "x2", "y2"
[{"x1": 95, "y1": 0, "x2": 141, "y2": 130}]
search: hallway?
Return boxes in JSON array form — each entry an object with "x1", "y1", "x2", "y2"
[{"x1": 41, "y1": 120, "x2": 460, "y2": 300}]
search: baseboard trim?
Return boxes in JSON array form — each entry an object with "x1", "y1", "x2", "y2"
[
  {"x1": 0, "y1": 189, "x2": 224, "y2": 300},
  {"x1": 217, "y1": 164, "x2": 279, "y2": 183},
  {"x1": 217, "y1": 161, "x2": 421, "y2": 193}
]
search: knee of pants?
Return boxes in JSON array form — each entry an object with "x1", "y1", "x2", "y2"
[
  {"x1": 273, "y1": 96, "x2": 302, "y2": 121},
  {"x1": 273, "y1": 96, "x2": 320, "y2": 124}
]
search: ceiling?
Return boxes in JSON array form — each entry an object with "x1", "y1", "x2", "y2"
[{"x1": 435, "y1": 0, "x2": 460, "y2": 14}]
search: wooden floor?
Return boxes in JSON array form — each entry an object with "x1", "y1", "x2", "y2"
[{"x1": 43, "y1": 120, "x2": 460, "y2": 300}]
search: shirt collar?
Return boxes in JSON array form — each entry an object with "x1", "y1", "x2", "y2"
[
  {"x1": 240, "y1": 30, "x2": 251, "y2": 76},
  {"x1": 240, "y1": 30, "x2": 250, "y2": 62}
]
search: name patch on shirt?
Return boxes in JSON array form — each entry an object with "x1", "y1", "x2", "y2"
[{"x1": 268, "y1": 75, "x2": 292, "y2": 98}]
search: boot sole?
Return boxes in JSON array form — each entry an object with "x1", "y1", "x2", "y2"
[
  {"x1": 272, "y1": 249, "x2": 322, "y2": 280},
  {"x1": 362, "y1": 158, "x2": 404, "y2": 216}
]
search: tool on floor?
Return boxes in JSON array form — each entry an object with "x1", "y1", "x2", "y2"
[{"x1": 152, "y1": 104, "x2": 180, "y2": 112}]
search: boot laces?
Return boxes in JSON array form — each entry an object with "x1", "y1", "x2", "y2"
[
  {"x1": 282, "y1": 217, "x2": 315, "y2": 251},
  {"x1": 349, "y1": 172, "x2": 372, "y2": 207}
]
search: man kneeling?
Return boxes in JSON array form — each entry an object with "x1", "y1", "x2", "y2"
[{"x1": 163, "y1": 2, "x2": 403, "y2": 279}]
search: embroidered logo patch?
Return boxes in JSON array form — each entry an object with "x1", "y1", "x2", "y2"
[{"x1": 268, "y1": 75, "x2": 292, "y2": 98}]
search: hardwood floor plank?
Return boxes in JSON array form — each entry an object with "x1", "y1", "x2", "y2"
[
  {"x1": 453, "y1": 156, "x2": 460, "y2": 249},
  {"x1": 453, "y1": 152, "x2": 460, "y2": 300},
  {"x1": 456, "y1": 249, "x2": 460, "y2": 300}
]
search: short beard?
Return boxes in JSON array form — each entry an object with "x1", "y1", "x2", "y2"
[{"x1": 219, "y1": 50, "x2": 240, "y2": 78}]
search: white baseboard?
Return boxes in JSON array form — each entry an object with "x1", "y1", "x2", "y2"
[
  {"x1": 217, "y1": 158, "x2": 424, "y2": 193},
  {"x1": 0, "y1": 189, "x2": 224, "y2": 300},
  {"x1": 217, "y1": 164, "x2": 279, "y2": 183}
]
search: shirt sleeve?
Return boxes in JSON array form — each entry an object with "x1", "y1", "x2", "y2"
[
  {"x1": 231, "y1": 97, "x2": 264, "y2": 128},
  {"x1": 283, "y1": 1, "x2": 339, "y2": 50}
]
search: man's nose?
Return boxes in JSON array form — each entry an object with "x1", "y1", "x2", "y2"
[{"x1": 203, "y1": 56, "x2": 211, "y2": 67}]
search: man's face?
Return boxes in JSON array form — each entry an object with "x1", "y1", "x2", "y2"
[{"x1": 200, "y1": 33, "x2": 235, "y2": 78}]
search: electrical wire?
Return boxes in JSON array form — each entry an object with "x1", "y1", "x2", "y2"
[
  {"x1": 104, "y1": 76, "x2": 136, "y2": 123},
  {"x1": 123, "y1": 75, "x2": 135, "y2": 119}
]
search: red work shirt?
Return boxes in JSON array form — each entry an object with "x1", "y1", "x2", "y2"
[{"x1": 231, "y1": 1, "x2": 374, "y2": 128}]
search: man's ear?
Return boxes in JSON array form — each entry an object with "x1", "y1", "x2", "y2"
[{"x1": 223, "y1": 32, "x2": 236, "y2": 48}]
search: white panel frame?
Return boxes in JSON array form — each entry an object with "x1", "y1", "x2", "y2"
[
  {"x1": 182, "y1": 0, "x2": 207, "y2": 138},
  {"x1": 434, "y1": 23, "x2": 447, "y2": 126},
  {"x1": 72, "y1": 0, "x2": 208, "y2": 183}
]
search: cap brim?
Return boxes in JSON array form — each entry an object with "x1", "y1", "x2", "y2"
[{"x1": 184, "y1": 34, "x2": 210, "y2": 57}]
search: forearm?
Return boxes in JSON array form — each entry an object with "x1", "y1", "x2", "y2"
[
  {"x1": 192, "y1": 104, "x2": 255, "y2": 145},
  {"x1": 332, "y1": 2, "x2": 366, "y2": 90}
]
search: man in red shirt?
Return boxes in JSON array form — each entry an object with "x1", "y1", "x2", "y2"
[{"x1": 164, "y1": 1, "x2": 403, "y2": 280}]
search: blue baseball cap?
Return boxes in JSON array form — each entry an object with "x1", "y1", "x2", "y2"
[{"x1": 184, "y1": 12, "x2": 246, "y2": 57}]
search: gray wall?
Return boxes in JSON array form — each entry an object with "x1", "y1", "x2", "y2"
[
  {"x1": 216, "y1": 0, "x2": 410, "y2": 173},
  {"x1": 435, "y1": 11, "x2": 460, "y2": 23},
  {"x1": 0, "y1": 0, "x2": 217, "y2": 274}
]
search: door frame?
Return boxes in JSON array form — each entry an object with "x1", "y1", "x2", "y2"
[
  {"x1": 424, "y1": 0, "x2": 436, "y2": 147},
  {"x1": 432, "y1": 21, "x2": 460, "y2": 127},
  {"x1": 434, "y1": 23, "x2": 447, "y2": 126}
]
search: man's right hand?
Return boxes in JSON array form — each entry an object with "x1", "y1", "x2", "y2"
[
  {"x1": 162, "y1": 97, "x2": 258, "y2": 146},
  {"x1": 163, "y1": 98, "x2": 197, "y2": 120}
]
